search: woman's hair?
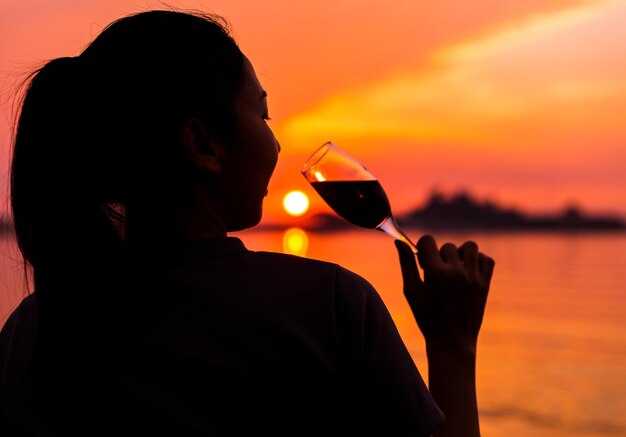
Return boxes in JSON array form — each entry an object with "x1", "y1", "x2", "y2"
[{"x1": 10, "y1": 10, "x2": 245, "y2": 361}]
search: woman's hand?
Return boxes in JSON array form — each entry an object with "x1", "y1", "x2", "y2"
[
  {"x1": 395, "y1": 235, "x2": 494, "y2": 355},
  {"x1": 395, "y1": 234, "x2": 495, "y2": 437}
]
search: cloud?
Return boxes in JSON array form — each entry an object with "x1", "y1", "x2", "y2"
[{"x1": 279, "y1": 0, "x2": 626, "y2": 152}]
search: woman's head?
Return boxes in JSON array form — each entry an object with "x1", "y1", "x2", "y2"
[
  {"x1": 206, "y1": 56, "x2": 280, "y2": 232},
  {"x1": 11, "y1": 10, "x2": 277, "y2": 271}
]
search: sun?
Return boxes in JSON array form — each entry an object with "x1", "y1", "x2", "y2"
[{"x1": 283, "y1": 190, "x2": 310, "y2": 216}]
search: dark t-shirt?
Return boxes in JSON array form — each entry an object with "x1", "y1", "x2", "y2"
[{"x1": 0, "y1": 237, "x2": 444, "y2": 436}]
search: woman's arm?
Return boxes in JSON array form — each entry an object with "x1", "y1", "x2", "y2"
[{"x1": 395, "y1": 235, "x2": 495, "y2": 437}]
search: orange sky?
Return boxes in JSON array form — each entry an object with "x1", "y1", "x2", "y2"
[{"x1": 1, "y1": 0, "x2": 625, "y2": 225}]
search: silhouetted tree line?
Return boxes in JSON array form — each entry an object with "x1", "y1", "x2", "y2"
[
  {"x1": 2, "y1": 191, "x2": 624, "y2": 235},
  {"x1": 305, "y1": 190, "x2": 626, "y2": 232},
  {"x1": 395, "y1": 191, "x2": 625, "y2": 231}
]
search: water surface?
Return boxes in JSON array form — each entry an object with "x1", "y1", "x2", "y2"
[{"x1": 1, "y1": 229, "x2": 625, "y2": 436}]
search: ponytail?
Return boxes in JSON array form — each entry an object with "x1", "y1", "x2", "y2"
[{"x1": 11, "y1": 57, "x2": 128, "y2": 365}]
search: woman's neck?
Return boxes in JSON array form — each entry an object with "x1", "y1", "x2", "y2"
[{"x1": 125, "y1": 202, "x2": 228, "y2": 248}]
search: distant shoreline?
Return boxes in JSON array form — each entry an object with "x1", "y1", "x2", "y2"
[
  {"x1": 251, "y1": 221, "x2": 626, "y2": 234},
  {"x1": 2, "y1": 190, "x2": 624, "y2": 236},
  {"x1": 260, "y1": 191, "x2": 626, "y2": 234}
]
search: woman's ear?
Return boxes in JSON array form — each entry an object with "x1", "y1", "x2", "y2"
[{"x1": 180, "y1": 118, "x2": 224, "y2": 174}]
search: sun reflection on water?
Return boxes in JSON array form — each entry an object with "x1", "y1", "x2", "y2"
[{"x1": 282, "y1": 227, "x2": 309, "y2": 257}]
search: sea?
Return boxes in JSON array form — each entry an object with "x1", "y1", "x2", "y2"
[{"x1": 1, "y1": 228, "x2": 625, "y2": 436}]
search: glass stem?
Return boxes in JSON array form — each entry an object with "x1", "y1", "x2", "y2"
[{"x1": 378, "y1": 216, "x2": 418, "y2": 254}]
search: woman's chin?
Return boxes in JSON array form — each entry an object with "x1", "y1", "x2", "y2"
[{"x1": 227, "y1": 210, "x2": 263, "y2": 233}]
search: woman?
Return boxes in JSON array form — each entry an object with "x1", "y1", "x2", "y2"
[{"x1": 0, "y1": 10, "x2": 494, "y2": 436}]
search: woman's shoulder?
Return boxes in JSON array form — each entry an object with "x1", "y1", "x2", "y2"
[
  {"x1": 252, "y1": 250, "x2": 368, "y2": 279},
  {"x1": 0, "y1": 293, "x2": 37, "y2": 385},
  {"x1": 251, "y1": 249, "x2": 337, "y2": 270},
  {"x1": 0, "y1": 293, "x2": 36, "y2": 337},
  {"x1": 249, "y1": 250, "x2": 379, "y2": 299}
]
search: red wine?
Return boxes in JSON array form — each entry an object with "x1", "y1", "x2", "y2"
[{"x1": 311, "y1": 180, "x2": 391, "y2": 229}]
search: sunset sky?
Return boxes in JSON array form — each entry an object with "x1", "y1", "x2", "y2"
[{"x1": 1, "y1": 0, "x2": 625, "y2": 225}]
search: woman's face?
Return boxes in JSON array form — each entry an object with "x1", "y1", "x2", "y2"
[{"x1": 219, "y1": 56, "x2": 280, "y2": 232}]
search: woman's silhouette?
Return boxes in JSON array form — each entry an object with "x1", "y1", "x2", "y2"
[{"x1": 0, "y1": 10, "x2": 494, "y2": 436}]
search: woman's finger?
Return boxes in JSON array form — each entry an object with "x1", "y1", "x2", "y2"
[
  {"x1": 440, "y1": 242, "x2": 462, "y2": 267},
  {"x1": 416, "y1": 234, "x2": 444, "y2": 271},
  {"x1": 459, "y1": 240, "x2": 479, "y2": 272},
  {"x1": 478, "y1": 253, "x2": 496, "y2": 284}
]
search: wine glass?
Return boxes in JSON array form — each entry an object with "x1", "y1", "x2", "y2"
[{"x1": 301, "y1": 141, "x2": 418, "y2": 253}]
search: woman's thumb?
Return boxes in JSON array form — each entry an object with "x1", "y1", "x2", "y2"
[{"x1": 394, "y1": 240, "x2": 423, "y2": 292}]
